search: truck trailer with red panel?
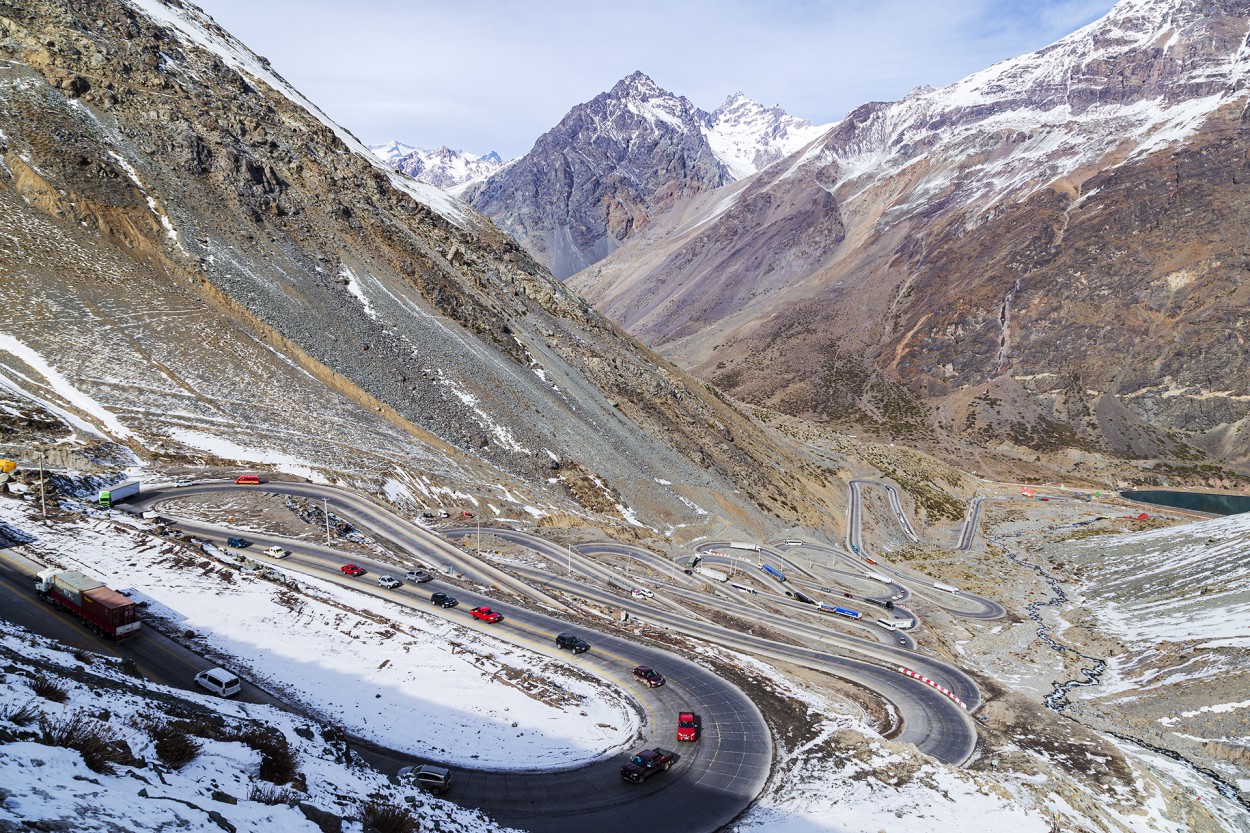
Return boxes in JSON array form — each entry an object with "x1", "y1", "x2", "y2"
[{"x1": 34, "y1": 568, "x2": 141, "y2": 641}]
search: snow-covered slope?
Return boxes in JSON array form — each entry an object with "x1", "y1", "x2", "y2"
[
  {"x1": 702, "y1": 93, "x2": 829, "y2": 182},
  {"x1": 369, "y1": 143, "x2": 507, "y2": 194},
  {"x1": 797, "y1": 0, "x2": 1250, "y2": 222}
]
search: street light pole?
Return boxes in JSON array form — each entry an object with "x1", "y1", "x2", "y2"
[
  {"x1": 38, "y1": 450, "x2": 46, "y2": 520},
  {"x1": 323, "y1": 498, "x2": 331, "y2": 545}
]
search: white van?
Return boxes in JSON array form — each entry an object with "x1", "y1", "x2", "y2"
[{"x1": 194, "y1": 667, "x2": 241, "y2": 697}]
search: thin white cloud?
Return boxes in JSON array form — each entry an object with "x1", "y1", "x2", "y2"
[{"x1": 186, "y1": 0, "x2": 1114, "y2": 159}]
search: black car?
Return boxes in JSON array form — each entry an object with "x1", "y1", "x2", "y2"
[
  {"x1": 430, "y1": 592, "x2": 458, "y2": 608},
  {"x1": 555, "y1": 632, "x2": 590, "y2": 654}
]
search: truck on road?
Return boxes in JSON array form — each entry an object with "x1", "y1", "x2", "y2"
[
  {"x1": 98, "y1": 481, "x2": 140, "y2": 507},
  {"x1": 695, "y1": 565, "x2": 728, "y2": 582},
  {"x1": 621, "y1": 748, "x2": 679, "y2": 783},
  {"x1": 35, "y1": 568, "x2": 141, "y2": 641},
  {"x1": 933, "y1": 582, "x2": 961, "y2": 594}
]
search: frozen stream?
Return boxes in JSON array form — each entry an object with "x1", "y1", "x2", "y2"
[{"x1": 989, "y1": 535, "x2": 1249, "y2": 809}]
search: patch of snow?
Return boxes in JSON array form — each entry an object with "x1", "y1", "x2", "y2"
[{"x1": 0, "y1": 334, "x2": 134, "y2": 439}]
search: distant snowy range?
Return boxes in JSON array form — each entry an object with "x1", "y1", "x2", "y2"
[{"x1": 371, "y1": 84, "x2": 829, "y2": 194}]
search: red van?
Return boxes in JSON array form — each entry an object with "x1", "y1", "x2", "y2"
[{"x1": 235, "y1": 474, "x2": 261, "y2": 485}]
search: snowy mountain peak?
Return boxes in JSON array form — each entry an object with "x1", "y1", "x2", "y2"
[
  {"x1": 371, "y1": 143, "x2": 507, "y2": 193},
  {"x1": 609, "y1": 70, "x2": 669, "y2": 101},
  {"x1": 703, "y1": 92, "x2": 831, "y2": 182},
  {"x1": 369, "y1": 140, "x2": 423, "y2": 164}
]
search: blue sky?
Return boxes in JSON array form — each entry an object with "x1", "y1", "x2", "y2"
[{"x1": 189, "y1": 0, "x2": 1116, "y2": 159}]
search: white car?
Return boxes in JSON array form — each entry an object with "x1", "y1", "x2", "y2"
[
  {"x1": 262, "y1": 546, "x2": 288, "y2": 559},
  {"x1": 378, "y1": 575, "x2": 402, "y2": 589},
  {"x1": 174, "y1": 478, "x2": 194, "y2": 487}
]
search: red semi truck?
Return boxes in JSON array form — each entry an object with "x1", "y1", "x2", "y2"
[{"x1": 34, "y1": 568, "x2": 141, "y2": 641}]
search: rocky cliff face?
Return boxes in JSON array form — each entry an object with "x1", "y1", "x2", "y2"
[
  {"x1": 0, "y1": 0, "x2": 841, "y2": 535},
  {"x1": 464, "y1": 72, "x2": 825, "y2": 280},
  {"x1": 572, "y1": 0, "x2": 1250, "y2": 466},
  {"x1": 465, "y1": 71, "x2": 727, "y2": 280}
]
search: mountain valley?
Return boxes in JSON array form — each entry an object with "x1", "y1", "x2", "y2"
[{"x1": 0, "y1": 1, "x2": 1247, "y2": 832}]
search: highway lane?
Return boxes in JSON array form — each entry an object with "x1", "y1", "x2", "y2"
[
  {"x1": 502, "y1": 562, "x2": 977, "y2": 762},
  {"x1": 0, "y1": 543, "x2": 281, "y2": 707},
  {"x1": 845, "y1": 482, "x2": 1006, "y2": 620},
  {"x1": 132, "y1": 482, "x2": 977, "y2": 760},
  {"x1": 116, "y1": 488, "x2": 774, "y2": 833},
  {"x1": 466, "y1": 531, "x2": 977, "y2": 762}
]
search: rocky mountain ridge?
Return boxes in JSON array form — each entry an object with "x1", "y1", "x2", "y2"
[
  {"x1": 463, "y1": 71, "x2": 825, "y2": 279},
  {"x1": 571, "y1": 0, "x2": 1250, "y2": 469},
  {"x1": 0, "y1": 0, "x2": 841, "y2": 537}
]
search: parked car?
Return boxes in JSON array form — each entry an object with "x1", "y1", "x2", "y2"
[
  {"x1": 398, "y1": 763, "x2": 452, "y2": 794},
  {"x1": 677, "y1": 712, "x2": 701, "y2": 742},
  {"x1": 555, "y1": 632, "x2": 590, "y2": 653},
  {"x1": 438, "y1": 510, "x2": 450, "y2": 518},
  {"x1": 405, "y1": 570, "x2": 433, "y2": 583},
  {"x1": 470, "y1": 606, "x2": 503, "y2": 623},
  {"x1": 263, "y1": 546, "x2": 288, "y2": 559},
  {"x1": 430, "y1": 592, "x2": 458, "y2": 608},
  {"x1": 420, "y1": 513, "x2": 436, "y2": 520},
  {"x1": 460, "y1": 511, "x2": 474, "y2": 518},
  {"x1": 633, "y1": 666, "x2": 666, "y2": 687},
  {"x1": 174, "y1": 477, "x2": 194, "y2": 487},
  {"x1": 378, "y1": 575, "x2": 402, "y2": 589},
  {"x1": 226, "y1": 536, "x2": 250, "y2": 548},
  {"x1": 631, "y1": 588, "x2": 654, "y2": 598},
  {"x1": 234, "y1": 474, "x2": 260, "y2": 485},
  {"x1": 340, "y1": 564, "x2": 366, "y2": 577},
  {"x1": 194, "y1": 667, "x2": 241, "y2": 697}
]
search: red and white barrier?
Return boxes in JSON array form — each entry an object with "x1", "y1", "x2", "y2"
[{"x1": 897, "y1": 667, "x2": 967, "y2": 709}]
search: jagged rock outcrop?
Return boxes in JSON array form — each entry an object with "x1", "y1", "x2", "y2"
[{"x1": 571, "y1": 0, "x2": 1250, "y2": 466}]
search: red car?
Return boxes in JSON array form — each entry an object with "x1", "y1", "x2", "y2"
[
  {"x1": 340, "y1": 564, "x2": 366, "y2": 576},
  {"x1": 470, "y1": 606, "x2": 503, "y2": 623},
  {"x1": 677, "y1": 712, "x2": 700, "y2": 742}
]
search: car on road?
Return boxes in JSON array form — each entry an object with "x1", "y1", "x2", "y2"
[
  {"x1": 378, "y1": 575, "x2": 402, "y2": 589},
  {"x1": 194, "y1": 667, "x2": 241, "y2": 698},
  {"x1": 470, "y1": 606, "x2": 503, "y2": 623},
  {"x1": 555, "y1": 632, "x2": 590, "y2": 653},
  {"x1": 633, "y1": 666, "x2": 665, "y2": 687},
  {"x1": 226, "y1": 536, "x2": 250, "y2": 548},
  {"x1": 340, "y1": 564, "x2": 366, "y2": 577},
  {"x1": 405, "y1": 569, "x2": 433, "y2": 583},
  {"x1": 620, "y1": 748, "x2": 678, "y2": 783},
  {"x1": 631, "y1": 588, "x2": 654, "y2": 598},
  {"x1": 234, "y1": 474, "x2": 260, "y2": 485},
  {"x1": 263, "y1": 546, "x2": 288, "y2": 559},
  {"x1": 398, "y1": 763, "x2": 452, "y2": 794},
  {"x1": 677, "y1": 712, "x2": 701, "y2": 742},
  {"x1": 430, "y1": 592, "x2": 458, "y2": 608},
  {"x1": 174, "y1": 477, "x2": 194, "y2": 487}
]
